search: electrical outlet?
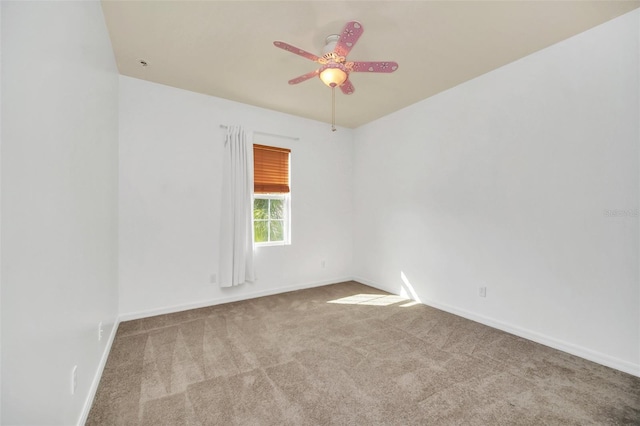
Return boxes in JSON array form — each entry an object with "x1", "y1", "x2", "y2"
[
  {"x1": 479, "y1": 287, "x2": 487, "y2": 298},
  {"x1": 98, "y1": 322, "x2": 103, "y2": 341},
  {"x1": 210, "y1": 273, "x2": 217, "y2": 284},
  {"x1": 321, "y1": 259, "x2": 326, "y2": 269},
  {"x1": 71, "y1": 365, "x2": 78, "y2": 395}
]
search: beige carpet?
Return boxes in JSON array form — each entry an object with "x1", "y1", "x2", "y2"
[{"x1": 87, "y1": 281, "x2": 640, "y2": 425}]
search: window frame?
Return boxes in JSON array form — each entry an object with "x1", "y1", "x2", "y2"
[{"x1": 253, "y1": 193, "x2": 291, "y2": 247}]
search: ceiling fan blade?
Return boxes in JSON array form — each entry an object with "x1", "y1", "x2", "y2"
[
  {"x1": 334, "y1": 21, "x2": 364, "y2": 57},
  {"x1": 288, "y1": 69, "x2": 320, "y2": 85},
  {"x1": 340, "y1": 79, "x2": 355, "y2": 95},
  {"x1": 273, "y1": 41, "x2": 321, "y2": 62},
  {"x1": 351, "y1": 61, "x2": 399, "y2": 73}
]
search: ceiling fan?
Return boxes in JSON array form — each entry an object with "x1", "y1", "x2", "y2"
[{"x1": 274, "y1": 21, "x2": 399, "y2": 131}]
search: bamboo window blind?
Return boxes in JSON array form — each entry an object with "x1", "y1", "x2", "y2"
[{"x1": 253, "y1": 144, "x2": 291, "y2": 193}]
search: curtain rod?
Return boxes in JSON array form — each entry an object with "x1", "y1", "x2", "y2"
[{"x1": 219, "y1": 125, "x2": 300, "y2": 142}]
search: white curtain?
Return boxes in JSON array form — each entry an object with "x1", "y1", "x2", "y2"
[{"x1": 219, "y1": 125, "x2": 255, "y2": 287}]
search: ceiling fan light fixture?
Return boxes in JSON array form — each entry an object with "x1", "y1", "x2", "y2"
[
  {"x1": 319, "y1": 63, "x2": 348, "y2": 87},
  {"x1": 274, "y1": 21, "x2": 398, "y2": 131}
]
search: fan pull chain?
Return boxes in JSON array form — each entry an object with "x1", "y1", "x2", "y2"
[{"x1": 331, "y1": 86, "x2": 337, "y2": 132}]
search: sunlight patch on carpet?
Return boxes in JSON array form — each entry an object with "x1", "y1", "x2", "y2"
[{"x1": 327, "y1": 294, "x2": 409, "y2": 306}]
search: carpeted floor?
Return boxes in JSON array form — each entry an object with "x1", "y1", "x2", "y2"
[{"x1": 87, "y1": 281, "x2": 640, "y2": 425}]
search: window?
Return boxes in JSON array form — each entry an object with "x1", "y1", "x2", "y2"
[
  {"x1": 254, "y1": 194, "x2": 289, "y2": 244},
  {"x1": 253, "y1": 144, "x2": 291, "y2": 245}
]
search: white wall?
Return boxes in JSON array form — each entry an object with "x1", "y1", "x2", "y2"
[
  {"x1": 0, "y1": 2, "x2": 3, "y2": 422},
  {"x1": 118, "y1": 76, "x2": 353, "y2": 317},
  {"x1": 1, "y1": 1, "x2": 119, "y2": 424},
  {"x1": 354, "y1": 10, "x2": 640, "y2": 375}
]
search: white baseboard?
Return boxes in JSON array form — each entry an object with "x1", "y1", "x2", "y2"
[
  {"x1": 119, "y1": 276, "x2": 353, "y2": 322},
  {"x1": 77, "y1": 317, "x2": 120, "y2": 426},
  {"x1": 353, "y1": 275, "x2": 640, "y2": 378}
]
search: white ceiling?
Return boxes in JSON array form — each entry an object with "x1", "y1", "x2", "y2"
[{"x1": 101, "y1": 1, "x2": 639, "y2": 129}]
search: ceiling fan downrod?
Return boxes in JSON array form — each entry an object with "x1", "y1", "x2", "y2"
[{"x1": 331, "y1": 85, "x2": 337, "y2": 132}]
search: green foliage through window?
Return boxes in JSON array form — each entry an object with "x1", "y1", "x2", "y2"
[{"x1": 253, "y1": 196, "x2": 286, "y2": 244}]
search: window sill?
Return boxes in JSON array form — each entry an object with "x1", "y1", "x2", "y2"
[{"x1": 255, "y1": 241, "x2": 290, "y2": 248}]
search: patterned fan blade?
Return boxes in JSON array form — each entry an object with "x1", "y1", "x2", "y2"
[
  {"x1": 334, "y1": 21, "x2": 364, "y2": 57},
  {"x1": 351, "y1": 61, "x2": 399, "y2": 73},
  {"x1": 340, "y1": 79, "x2": 355, "y2": 95},
  {"x1": 288, "y1": 69, "x2": 320, "y2": 85},
  {"x1": 273, "y1": 41, "x2": 321, "y2": 62}
]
